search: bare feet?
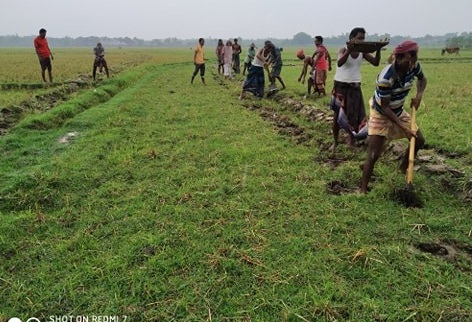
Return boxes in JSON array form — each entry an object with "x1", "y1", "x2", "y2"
[{"x1": 358, "y1": 188, "x2": 368, "y2": 194}]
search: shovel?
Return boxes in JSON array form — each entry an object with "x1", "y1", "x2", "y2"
[
  {"x1": 406, "y1": 105, "x2": 417, "y2": 188},
  {"x1": 394, "y1": 105, "x2": 424, "y2": 208}
]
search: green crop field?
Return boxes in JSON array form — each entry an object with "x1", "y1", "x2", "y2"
[{"x1": 0, "y1": 46, "x2": 471, "y2": 321}]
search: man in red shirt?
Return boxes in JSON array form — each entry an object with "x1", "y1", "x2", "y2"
[
  {"x1": 311, "y1": 36, "x2": 332, "y2": 96},
  {"x1": 34, "y1": 28, "x2": 54, "y2": 82}
]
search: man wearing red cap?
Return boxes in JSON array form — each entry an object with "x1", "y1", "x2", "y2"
[{"x1": 360, "y1": 40, "x2": 427, "y2": 193}]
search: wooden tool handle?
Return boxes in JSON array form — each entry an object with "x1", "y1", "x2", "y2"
[{"x1": 406, "y1": 106, "x2": 417, "y2": 184}]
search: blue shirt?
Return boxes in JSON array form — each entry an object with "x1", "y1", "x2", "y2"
[{"x1": 372, "y1": 62, "x2": 424, "y2": 116}]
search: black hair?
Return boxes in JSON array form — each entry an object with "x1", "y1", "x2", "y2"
[
  {"x1": 39, "y1": 28, "x2": 47, "y2": 34},
  {"x1": 315, "y1": 36, "x2": 323, "y2": 43},
  {"x1": 349, "y1": 27, "x2": 366, "y2": 40}
]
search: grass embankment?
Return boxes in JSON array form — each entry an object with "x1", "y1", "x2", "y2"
[{"x1": 0, "y1": 53, "x2": 471, "y2": 321}]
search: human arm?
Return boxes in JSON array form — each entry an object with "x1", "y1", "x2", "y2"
[
  {"x1": 336, "y1": 46, "x2": 351, "y2": 67},
  {"x1": 47, "y1": 41, "x2": 53, "y2": 60},
  {"x1": 411, "y1": 75, "x2": 427, "y2": 109},
  {"x1": 256, "y1": 47, "x2": 271, "y2": 64},
  {"x1": 326, "y1": 50, "x2": 332, "y2": 71},
  {"x1": 34, "y1": 39, "x2": 42, "y2": 59},
  {"x1": 375, "y1": 66, "x2": 417, "y2": 137},
  {"x1": 378, "y1": 96, "x2": 416, "y2": 138},
  {"x1": 364, "y1": 49, "x2": 381, "y2": 66},
  {"x1": 311, "y1": 49, "x2": 323, "y2": 70},
  {"x1": 248, "y1": 47, "x2": 255, "y2": 59},
  {"x1": 35, "y1": 47, "x2": 41, "y2": 59},
  {"x1": 298, "y1": 61, "x2": 309, "y2": 83}
]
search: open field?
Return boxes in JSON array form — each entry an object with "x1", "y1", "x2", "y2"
[{"x1": 0, "y1": 47, "x2": 471, "y2": 321}]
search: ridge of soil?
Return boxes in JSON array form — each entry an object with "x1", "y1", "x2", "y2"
[
  {"x1": 0, "y1": 75, "x2": 96, "y2": 135},
  {"x1": 236, "y1": 85, "x2": 471, "y2": 204}
]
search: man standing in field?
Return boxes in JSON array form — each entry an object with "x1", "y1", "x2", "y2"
[
  {"x1": 216, "y1": 39, "x2": 225, "y2": 75},
  {"x1": 34, "y1": 28, "x2": 54, "y2": 83},
  {"x1": 191, "y1": 38, "x2": 205, "y2": 85},
  {"x1": 297, "y1": 49, "x2": 315, "y2": 98},
  {"x1": 268, "y1": 44, "x2": 286, "y2": 93},
  {"x1": 232, "y1": 38, "x2": 242, "y2": 74},
  {"x1": 311, "y1": 36, "x2": 332, "y2": 96},
  {"x1": 92, "y1": 42, "x2": 110, "y2": 81},
  {"x1": 360, "y1": 40, "x2": 427, "y2": 193},
  {"x1": 329, "y1": 27, "x2": 381, "y2": 150},
  {"x1": 239, "y1": 41, "x2": 273, "y2": 99}
]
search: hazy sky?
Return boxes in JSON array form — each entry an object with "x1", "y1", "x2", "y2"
[{"x1": 1, "y1": 0, "x2": 470, "y2": 40}]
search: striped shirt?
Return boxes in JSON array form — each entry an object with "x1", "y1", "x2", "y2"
[{"x1": 373, "y1": 62, "x2": 424, "y2": 116}]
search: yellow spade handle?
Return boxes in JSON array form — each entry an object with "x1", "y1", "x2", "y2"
[{"x1": 406, "y1": 106, "x2": 417, "y2": 185}]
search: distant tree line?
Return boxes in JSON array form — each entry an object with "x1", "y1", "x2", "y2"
[
  {"x1": 0, "y1": 31, "x2": 470, "y2": 49},
  {"x1": 445, "y1": 32, "x2": 472, "y2": 48}
]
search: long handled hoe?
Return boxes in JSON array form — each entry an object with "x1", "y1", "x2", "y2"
[{"x1": 394, "y1": 105, "x2": 424, "y2": 208}]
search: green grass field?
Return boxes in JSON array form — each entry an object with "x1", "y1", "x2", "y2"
[{"x1": 0, "y1": 47, "x2": 471, "y2": 321}]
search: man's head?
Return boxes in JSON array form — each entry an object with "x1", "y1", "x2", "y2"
[
  {"x1": 234, "y1": 38, "x2": 238, "y2": 43},
  {"x1": 314, "y1": 36, "x2": 323, "y2": 47},
  {"x1": 263, "y1": 41, "x2": 274, "y2": 55},
  {"x1": 39, "y1": 28, "x2": 47, "y2": 38},
  {"x1": 198, "y1": 38, "x2": 205, "y2": 46},
  {"x1": 349, "y1": 27, "x2": 366, "y2": 41},
  {"x1": 296, "y1": 49, "x2": 305, "y2": 60},
  {"x1": 393, "y1": 40, "x2": 419, "y2": 71}
]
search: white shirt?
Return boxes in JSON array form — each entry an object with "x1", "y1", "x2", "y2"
[
  {"x1": 334, "y1": 50, "x2": 364, "y2": 83},
  {"x1": 252, "y1": 48, "x2": 270, "y2": 67}
]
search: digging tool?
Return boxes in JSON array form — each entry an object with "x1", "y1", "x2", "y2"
[
  {"x1": 393, "y1": 105, "x2": 424, "y2": 208},
  {"x1": 406, "y1": 105, "x2": 418, "y2": 188}
]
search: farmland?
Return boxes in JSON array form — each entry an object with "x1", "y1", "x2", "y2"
[{"x1": 0, "y1": 46, "x2": 471, "y2": 321}]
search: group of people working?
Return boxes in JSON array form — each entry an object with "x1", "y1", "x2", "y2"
[
  {"x1": 35, "y1": 26, "x2": 427, "y2": 195},
  {"x1": 192, "y1": 38, "x2": 286, "y2": 94},
  {"x1": 297, "y1": 35, "x2": 332, "y2": 97},
  {"x1": 214, "y1": 38, "x2": 243, "y2": 79},
  {"x1": 34, "y1": 28, "x2": 110, "y2": 83},
  {"x1": 192, "y1": 27, "x2": 427, "y2": 194},
  {"x1": 306, "y1": 28, "x2": 426, "y2": 194}
]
